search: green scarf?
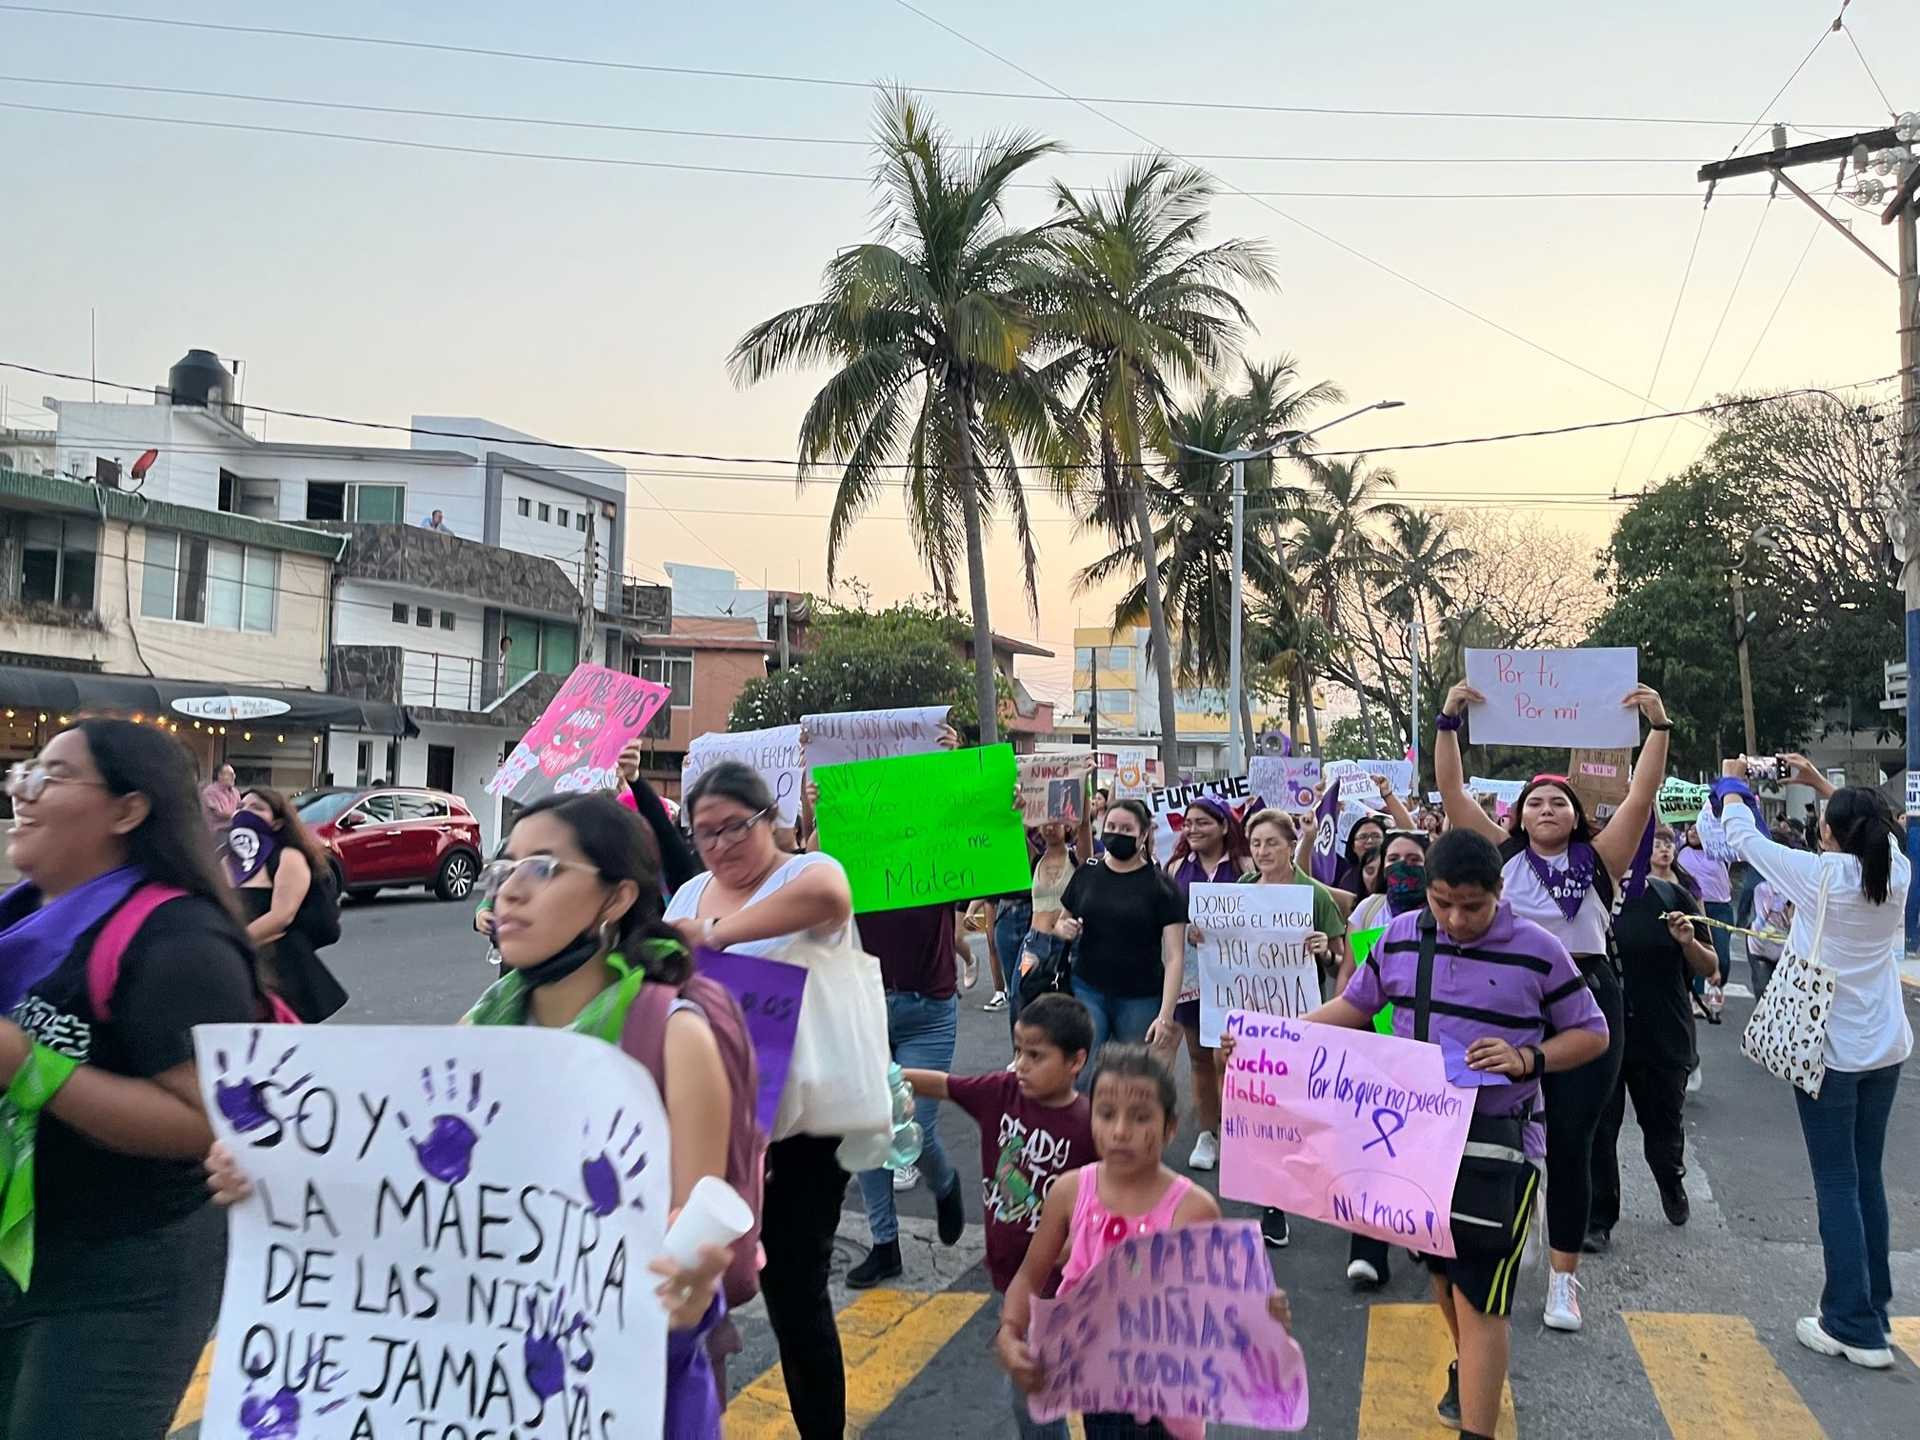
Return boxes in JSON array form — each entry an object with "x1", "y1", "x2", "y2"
[
  {"x1": 0, "y1": 1044, "x2": 79, "y2": 1290},
  {"x1": 461, "y1": 940, "x2": 684, "y2": 1043}
]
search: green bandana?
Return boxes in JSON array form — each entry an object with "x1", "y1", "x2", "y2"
[
  {"x1": 0, "y1": 1043, "x2": 80, "y2": 1291},
  {"x1": 461, "y1": 939, "x2": 685, "y2": 1044}
]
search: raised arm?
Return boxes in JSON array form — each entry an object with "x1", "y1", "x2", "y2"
[
  {"x1": 1435, "y1": 683, "x2": 1506, "y2": 844},
  {"x1": 1712, "y1": 768, "x2": 1827, "y2": 911},
  {"x1": 1372, "y1": 774, "x2": 1415, "y2": 831},
  {"x1": 1592, "y1": 685, "x2": 1670, "y2": 879}
]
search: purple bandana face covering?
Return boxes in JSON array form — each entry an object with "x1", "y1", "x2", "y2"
[
  {"x1": 1525, "y1": 842, "x2": 1597, "y2": 924},
  {"x1": 226, "y1": 811, "x2": 278, "y2": 885}
]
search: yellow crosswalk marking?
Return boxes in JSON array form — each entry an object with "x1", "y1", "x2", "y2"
[
  {"x1": 725, "y1": 1288, "x2": 989, "y2": 1439},
  {"x1": 1624, "y1": 1312, "x2": 1824, "y2": 1440},
  {"x1": 1355, "y1": 1303, "x2": 1516, "y2": 1438},
  {"x1": 1891, "y1": 1317, "x2": 1920, "y2": 1364},
  {"x1": 169, "y1": 1340, "x2": 214, "y2": 1436}
]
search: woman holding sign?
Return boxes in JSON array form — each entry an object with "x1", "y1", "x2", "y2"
[
  {"x1": 1163, "y1": 795, "x2": 1249, "y2": 1174},
  {"x1": 1435, "y1": 678, "x2": 1668, "y2": 1334}
]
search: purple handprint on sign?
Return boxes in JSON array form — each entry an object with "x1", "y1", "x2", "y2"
[
  {"x1": 580, "y1": 1108, "x2": 649, "y2": 1218},
  {"x1": 396, "y1": 1059, "x2": 499, "y2": 1185},
  {"x1": 523, "y1": 1290, "x2": 595, "y2": 1421},
  {"x1": 1227, "y1": 1340, "x2": 1309, "y2": 1430},
  {"x1": 213, "y1": 1029, "x2": 310, "y2": 1143},
  {"x1": 236, "y1": 1357, "x2": 347, "y2": 1440}
]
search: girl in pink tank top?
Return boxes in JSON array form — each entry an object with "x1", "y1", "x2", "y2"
[{"x1": 996, "y1": 1045, "x2": 1293, "y2": 1439}]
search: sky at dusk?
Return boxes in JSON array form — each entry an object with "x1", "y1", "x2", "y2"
[{"x1": 2, "y1": 1, "x2": 1913, "y2": 704}]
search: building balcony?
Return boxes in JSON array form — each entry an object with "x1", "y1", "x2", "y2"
[{"x1": 310, "y1": 522, "x2": 582, "y2": 616}]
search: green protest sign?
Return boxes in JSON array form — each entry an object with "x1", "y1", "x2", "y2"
[
  {"x1": 813, "y1": 743, "x2": 1031, "y2": 913},
  {"x1": 1349, "y1": 925, "x2": 1396, "y2": 1036},
  {"x1": 1657, "y1": 777, "x2": 1711, "y2": 824}
]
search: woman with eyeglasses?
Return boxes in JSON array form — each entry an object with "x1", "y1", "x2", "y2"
[
  {"x1": 662, "y1": 761, "x2": 856, "y2": 1440},
  {"x1": 1436, "y1": 680, "x2": 1667, "y2": 1335},
  {"x1": 211, "y1": 791, "x2": 739, "y2": 1436},
  {"x1": 0, "y1": 720, "x2": 261, "y2": 1438}
]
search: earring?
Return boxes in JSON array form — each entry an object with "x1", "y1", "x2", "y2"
[{"x1": 598, "y1": 918, "x2": 619, "y2": 954}]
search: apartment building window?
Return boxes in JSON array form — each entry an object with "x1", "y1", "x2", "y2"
[
  {"x1": 414, "y1": 606, "x2": 431, "y2": 628},
  {"x1": 17, "y1": 515, "x2": 98, "y2": 610},
  {"x1": 1177, "y1": 743, "x2": 1201, "y2": 770},
  {"x1": 517, "y1": 497, "x2": 531, "y2": 517},
  {"x1": 537, "y1": 503, "x2": 551, "y2": 523},
  {"x1": 1074, "y1": 688, "x2": 1132, "y2": 714},
  {"x1": 139, "y1": 531, "x2": 278, "y2": 633},
  {"x1": 218, "y1": 471, "x2": 280, "y2": 520},
  {"x1": 439, "y1": 610, "x2": 456, "y2": 631},
  {"x1": 636, "y1": 650, "x2": 693, "y2": 708},
  {"x1": 306, "y1": 481, "x2": 403, "y2": 523},
  {"x1": 557, "y1": 507, "x2": 570, "y2": 528},
  {"x1": 391, "y1": 602, "x2": 408, "y2": 623},
  {"x1": 575, "y1": 513, "x2": 588, "y2": 532}
]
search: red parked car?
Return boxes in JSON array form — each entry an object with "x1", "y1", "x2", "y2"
[{"x1": 295, "y1": 786, "x2": 483, "y2": 901}]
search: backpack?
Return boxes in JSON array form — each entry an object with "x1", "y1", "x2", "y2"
[
  {"x1": 89, "y1": 884, "x2": 301, "y2": 1026},
  {"x1": 621, "y1": 974, "x2": 766, "y2": 1308}
]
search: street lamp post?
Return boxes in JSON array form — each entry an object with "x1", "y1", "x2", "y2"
[{"x1": 1179, "y1": 399, "x2": 1404, "y2": 773}]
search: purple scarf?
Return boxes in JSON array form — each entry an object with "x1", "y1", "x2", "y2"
[
  {"x1": 225, "y1": 811, "x2": 278, "y2": 885},
  {"x1": 1523, "y1": 843, "x2": 1598, "y2": 924},
  {"x1": 1309, "y1": 784, "x2": 1342, "y2": 885},
  {"x1": 0, "y1": 865, "x2": 144, "y2": 1014}
]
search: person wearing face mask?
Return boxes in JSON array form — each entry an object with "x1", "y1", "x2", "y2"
[
  {"x1": 1437, "y1": 679, "x2": 1666, "y2": 1334},
  {"x1": 1163, "y1": 796, "x2": 1249, "y2": 1174},
  {"x1": 211, "y1": 792, "x2": 739, "y2": 1437},
  {"x1": 1052, "y1": 800, "x2": 1185, "y2": 1069},
  {"x1": 225, "y1": 786, "x2": 345, "y2": 1024}
]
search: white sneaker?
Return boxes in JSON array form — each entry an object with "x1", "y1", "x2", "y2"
[
  {"x1": 892, "y1": 1165, "x2": 920, "y2": 1192},
  {"x1": 983, "y1": 991, "x2": 1008, "y2": 1012},
  {"x1": 1188, "y1": 1130, "x2": 1219, "y2": 1171},
  {"x1": 1687, "y1": 1063, "x2": 1703, "y2": 1094},
  {"x1": 1543, "y1": 1270, "x2": 1583, "y2": 1332},
  {"x1": 1796, "y1": 1315, "x2": 1894, "y2": 1369},
  {"x1": 1346, "y1": 1259, "x2": 1380, "y2": 1287}
]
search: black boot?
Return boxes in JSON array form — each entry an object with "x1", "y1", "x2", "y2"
[
  {"x1": 935, "y1": 1177, "x2": 966, "y2": 1246},
  {"x1": 847, "y1": 1241, "x2": 902, "y2": 1289},
  {"x1": 1436, "y1": 1359, "x2": 1460, "y2": 1430}
]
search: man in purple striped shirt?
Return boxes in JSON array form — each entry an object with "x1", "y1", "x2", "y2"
[{"x1": 1306, "y1": 830, "x2": 1609, "y2": 1440}]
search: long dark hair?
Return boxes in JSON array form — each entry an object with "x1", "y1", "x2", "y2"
[
  {"x1": 241, "y1": 786, "x2": 329, "y2": 879},
  {"x1": 74, "y1": 719, "x2": 242, "y2": 926},
  {"x1": 1102, "y1": 797, "x2": 1156, "y2": 860},
  {"x1": 1167, "y1": 797, "x2": 1250, "y2": 875},
  {"x1": 1369, "y1": 830, "x2": 1431, "y2": 896},
  {"x1": 510, "y1": 793, "x2": 690, "y2": 982},
  {"x1": 1821, "y1": 786, "x2": 1899, "y2": 906},
  {"x1": 1506, "y1": 777, "x2": 1595, "y2": 852}
]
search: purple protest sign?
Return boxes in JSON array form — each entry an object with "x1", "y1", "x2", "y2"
[
  {"x1": 695, "y1": 946, "x2": 807, "y2": 1134},
  {"x1": 1025, "y1": 1219, "x2": 1309, "y2": 1431}
]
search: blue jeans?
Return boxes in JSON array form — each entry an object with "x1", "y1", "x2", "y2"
[
  {"x1": 1071, "y1": 978, "x2": 1162, "y2": 1085},
  {"x1": 858, "y1": 990, "x2": 959, "y2": 1245},
  {"x1": 1702, "y1": 901, "x2": 1734, "y2": 987},
  {"x1": 1008, "y1": 1372, "x2": 1069, "y2": 1440},
  {"x1": 994, "y1": 900, "x2": 1033, "y2": 1044},
  {"x1": 1793, "y1": 1062, "x2": 1902, "y2": 1348}
]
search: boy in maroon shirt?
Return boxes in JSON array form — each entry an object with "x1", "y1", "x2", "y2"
[{"x1": 904, "y1": 993, "x2": 1095, "y2": 1440}]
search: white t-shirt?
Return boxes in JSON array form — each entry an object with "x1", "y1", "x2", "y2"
[
  {"x1": 663, "y1": 851, "x2": 853, "y2": 956},
  {"x1": 1501, "y1": 849, "x2": 1612, "y2": 958},
  {"x1": 1722, "y1": 801, "x2": 1914, "y2": 1073}
]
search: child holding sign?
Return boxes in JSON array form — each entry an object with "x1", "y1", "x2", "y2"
[{"x1": 996, "y1": 1045, "x2": 1293, "y2": 1439}]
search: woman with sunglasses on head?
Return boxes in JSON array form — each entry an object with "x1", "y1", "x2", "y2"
[
  {"x1": 1163, "y1": 795, "x2": 1250, "y2": 1174},
  {"x1": 1437, "y1": 679, "x2": 1668, "y2": 1334},
  {"x1": 0, "y1": 721, "x2": 262, "y2": 1438},
  {"x1": 662, "y1": 761, "x2": 856, "y2": 1440},
  {"x1": 212, "y1": 791, "x2": 739, "y2": 1436},
  {"x1": 226, "y1": 786, "x2": 347, "y2": 1024}
]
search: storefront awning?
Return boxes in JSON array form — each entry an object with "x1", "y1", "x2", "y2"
[{"x1": 0, "y1": 665, "x2": 416, "y2": 736}]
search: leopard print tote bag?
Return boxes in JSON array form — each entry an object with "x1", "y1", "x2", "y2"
[{"x1": 1739, "y1": 866, "x2": 1836, "y2": 1098}]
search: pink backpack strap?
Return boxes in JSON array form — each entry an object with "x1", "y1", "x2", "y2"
[{"x1": 88, "y1": 885, "x2": 186, "y2": 1022}]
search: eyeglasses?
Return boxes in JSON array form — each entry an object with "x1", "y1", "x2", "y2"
[
  {"x1": 478, "y1": 854, "x2": 601, "y2": 898},
  {"x1": 691, "y1": 808, "x2": 770, "y2": 852},
  {"x1": 6, "y1": 761, "x2": 107, "y2": 804}
]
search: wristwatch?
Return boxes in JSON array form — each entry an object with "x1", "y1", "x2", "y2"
[{"x1": 1527, "y1": 1045, "x2": 1546, "y2": 1079}]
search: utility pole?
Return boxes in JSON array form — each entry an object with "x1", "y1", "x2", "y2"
[
  {"x1": 1409, "y1": 620, "x2": 1422, "y2": 788},
  {"x1": 579, "y1": 510, "x2": 600, "y2": 666},
  {"x1": 1698, "y1": 114, "x2": 1917, "y2": 943},
  {"x1": 1730, "y1": 574, "x2": 1758, "y2": 757}
]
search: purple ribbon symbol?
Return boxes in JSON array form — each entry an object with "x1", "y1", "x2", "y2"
[{"x1": 1362, "y1": 1106, "x2": 1406, "y2": 1158}]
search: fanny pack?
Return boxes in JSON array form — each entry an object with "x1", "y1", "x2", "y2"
[{"x1": 1414, "y1": 912, "x2": 1537, "y2": 1259}]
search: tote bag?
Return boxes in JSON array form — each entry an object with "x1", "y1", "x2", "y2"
[
  {"x1": 766, "y1": 928, "x2": 893, "y2": 1144},
  {"x1": 1739, "y1": 867, "x2": 1836, "y2": 1098}
]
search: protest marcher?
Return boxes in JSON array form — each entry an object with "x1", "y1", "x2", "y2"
[
  {"x1": 1240, "y1": 807, "x2": 1343, "y2": 1250},
  {"x1": 904, "y1": 992, "x2": 1095, "y2": 1440},
  {"x1": 1053, "y1": 800, "x2": 1184, "y2": 1064},
  {"x1": 0, "y1": 721, "x2": 263, "y2": 1438},
  {"x1": 663, "y1": 761, "x2": 858, "y2": 1437},
  {"x1": 1713, "y1": 757, "x2": 1911, "y2": 1370},
  {"x1": 1587, "y1": 824, "x2": 1717, "y2": 1253},
  {"x1": 1677, "y1": 823, "x2": 1735, "y2": 993},
  {"x1": 227, "y1": 787, "x2": 346, "y2": 1024},
  {"x1": 198, "y1": 761, "x2": 238, "y2": 833},
  {"x1": 1164, "y1": 795, "x2": 1250, "y2": 1174},
  {"x1": 1014, "y1": 820, "x2": 1079, "y2": 1022},
  {"x1": 1747, "y1": 876, "x2": 1794, "y2": 1001},
  {"x1": 1436, "y1": 679, "x2": 1668, "y2": 1333},
  {"x1": 996, "y1": 1044, "x2": 1292, "y2": 1440},
  {"x1": 1294, "y1": 829, "x2": 1609, "y2": 1440},
  {"x1": 618, "y1": 739, "x2": 702, "y2": 895},
  {"x1": 213, "y1": 790, "x2": 739, "y2": 1436}
]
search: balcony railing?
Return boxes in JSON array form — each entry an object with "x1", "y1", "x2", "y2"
[{"x1": 400, "y1": 649, "x2": 491, "y2": 710}]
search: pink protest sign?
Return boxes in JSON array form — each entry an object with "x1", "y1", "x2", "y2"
[
  {"x1": 485, "y1": 663, "x2": 671, "y2": 804},
  {"x1": 1219, "y1": 1012, "x2": 1473, "y2": 1257},
  {"x1": 1025, "y1": 1219, "x2": 1309, "y2": 1431}
]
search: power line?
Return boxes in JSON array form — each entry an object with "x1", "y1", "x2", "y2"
[
  {"x1": 1728, "y1": 211, "x2": 1829, "y2": 394},
  {"x1": 0, "y1": 4, "x2": 1876, "y2": 129},
  {"x1": 0, "y1": 75, "x2": 1779, "y2": 166},
  {"x1": 0, "y1": 98, "x2": 1775, "y2": 201},
  {"x1": 1610, "y1": 205, "x2": 1711, "y2": 492},
  {"x1": 1722, "y1": 9, "x2": 1842, "y2": 159},
  {"x1": 1837, "y1": 19, "x2": 1897, "y2": 119}
]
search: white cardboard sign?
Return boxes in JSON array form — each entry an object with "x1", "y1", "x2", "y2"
[
  {"x1": 193, "y1": 1024, "x2": 671, "y2": 1440},
  {"x1": 1463, "y1": 647, "x2": 1640, "y2": 749},
  {"x1": 801, "y1": 705, "x2": 951, "y2": 768},
  {"x1": 1190, "y1": 882, "x2": 1318, "y2": 1045},
  {"x1": 682, "y1": 724, "x2": 805, "y2": 827}
]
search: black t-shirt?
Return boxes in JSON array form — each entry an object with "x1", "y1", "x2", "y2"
[
  {"x1": 1060, "y1": 860, "x2": 1188, "y2": 999},
  {"x1": 1613, "y1": 877, "x2": 1705, "y2": 1069},
  {"x1": 13, "y1": 893, "x2": 258, "y2": 1242}
]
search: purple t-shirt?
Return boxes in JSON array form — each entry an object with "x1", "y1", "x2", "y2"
[
  {"x1": 1676, "y1": 846, "x2": 1733, "y2": 903},
  {"x1": 1342, "y1": 901, "x2": 1608, "y2": 1157}
]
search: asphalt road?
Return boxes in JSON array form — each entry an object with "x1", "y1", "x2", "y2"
[{"x1": 293, "y1": 894, "x2": 1920, "y2": 1438}]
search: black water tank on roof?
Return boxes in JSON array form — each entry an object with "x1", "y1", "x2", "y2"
[{"x1": 166, "y1": 349, "x2": 232, "y2": 408}]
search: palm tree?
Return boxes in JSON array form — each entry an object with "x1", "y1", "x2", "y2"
[
  {"x1": 1376, "y1": 507, "x2": 1471, "y2": 646},
  {"x1": 1043, "y1": 157, "x2": 1277, "y2": 779},
  {"x1": 728, "y1": 90, "x2": 1064, "y2": 742}
]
